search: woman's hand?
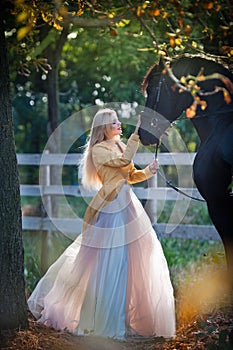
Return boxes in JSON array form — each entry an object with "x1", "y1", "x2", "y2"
[
  {"x1": 149, "y1": 159, "x2": 160, "y2": 174},
  {"x1": 134, "y1": 114, "x2": 141, "y2": 135}
]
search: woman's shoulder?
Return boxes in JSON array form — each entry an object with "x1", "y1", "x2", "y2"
[
  {"x1": 92, "y1": 142, "x2": 110, "y2": 156},
  {"x1": 92, "y1": 141, "x2": 109, "y2": 150}
]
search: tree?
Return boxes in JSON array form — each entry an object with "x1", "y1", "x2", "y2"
[
  {"x1": 125, "y1": 0, "x2": 233, "y2": 57},
  {"x1": 0, "y1": 4, "x2": 28, "y2": 329}
]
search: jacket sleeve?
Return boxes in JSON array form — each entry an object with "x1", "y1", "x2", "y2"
[
  {"x1": 128, "y1": 165, "x2": 154, "y2": 184},
  {"x1": 92, "y1": 134, "x2": 139, "y2": 169}
]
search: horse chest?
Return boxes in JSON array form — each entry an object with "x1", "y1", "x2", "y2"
[{"x1": 193, "y1": 145, "x2": 231, "y2": 200}]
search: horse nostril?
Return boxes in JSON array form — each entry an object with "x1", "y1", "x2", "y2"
[{"x1": 151, "y1": 118, "x2": 158, "y2": 127}]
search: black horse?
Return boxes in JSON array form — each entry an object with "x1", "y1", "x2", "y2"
[{"x1": 139, "y1": 54, "x2": 233, "y2": 284}]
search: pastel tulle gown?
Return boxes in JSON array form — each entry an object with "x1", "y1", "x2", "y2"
[{"x1": 28, "y1": 184, "x2": 176, "y2": 340}]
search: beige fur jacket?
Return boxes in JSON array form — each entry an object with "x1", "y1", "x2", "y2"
[{"x1": 82, "y1": 134, "x2": 154, "y2": 231}]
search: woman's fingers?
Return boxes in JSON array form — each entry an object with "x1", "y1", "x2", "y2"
[{"x1": 149, "y1": 159, "x2": 160, "y2": 174}]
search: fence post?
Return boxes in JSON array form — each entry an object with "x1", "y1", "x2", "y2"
[
  {"x1": 40, "y1": 150, "x2": 52, "y2": 274},
  {"x1": 144, "y1": 175, "x2": 158, "y2": 224}
]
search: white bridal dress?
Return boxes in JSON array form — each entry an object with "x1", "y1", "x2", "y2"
[{"x1": 28, "y1": 184, "x2": 176, "y2": 340}]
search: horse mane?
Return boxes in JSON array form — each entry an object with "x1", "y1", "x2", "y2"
[
  {"x1": 141, "y1": 62, "x2": 158, "y2": 95},
  {"x1": 142, "y1": 53, "x2": 233, "y2": 95}
]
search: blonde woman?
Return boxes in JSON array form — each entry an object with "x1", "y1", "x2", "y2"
[{"x1": 28, "y1": 108, "x2": 175, "y2": 340}]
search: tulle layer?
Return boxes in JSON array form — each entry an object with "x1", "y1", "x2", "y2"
[{"x1": 28, "y1": 185, "x2": 175, "y2": 340}]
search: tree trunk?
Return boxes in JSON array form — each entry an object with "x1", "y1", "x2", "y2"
[
  {"x1": 0, "y1": 10, "x2": 28, "y2": 329},
  {"x1": 45, "y1": 27, "x2": 69, "y2": 219},
  {"x1": 39, "y1": 27, "x2": 69, "y2": 272},
  {"x1": 42, "y1": 25, "x2": 69, "y2": 150}
]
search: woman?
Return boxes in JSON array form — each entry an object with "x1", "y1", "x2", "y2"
[{"x1": 28, "y1": 108, "x2": 175, "y2": 340}]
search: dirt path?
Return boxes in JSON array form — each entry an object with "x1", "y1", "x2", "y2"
[{"x1": 1, "y1": 305, "x2": 233, "y2": 350}]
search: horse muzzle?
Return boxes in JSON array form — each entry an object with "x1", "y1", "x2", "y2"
[{"x1": 138, "y1": 126, "x2": 160, "y2": 146}]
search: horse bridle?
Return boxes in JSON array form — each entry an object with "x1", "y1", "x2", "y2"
[
  {"x1": 143, "y1": 74, "x2": 172, "y2": 159},
  {"x1": 149, "y1": 73, "x2": 172, "y2": 130},
  {"x1": 148, "y1": 72, "x2": 206, "y2": 202}
]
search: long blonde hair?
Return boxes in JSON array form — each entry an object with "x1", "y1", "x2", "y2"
[{"x1": 79, "y1": 108, "x2": 120, "y2": 190}]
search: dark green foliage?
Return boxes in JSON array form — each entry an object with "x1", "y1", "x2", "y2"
[{"x1": 161, "y1": 238, "x2": 224, "y2": 272}]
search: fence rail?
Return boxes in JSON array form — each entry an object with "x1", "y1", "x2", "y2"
[
  {"x1": 17, "y1": 152, "x2": 196, "y2": 165},
  {"x1": 18, "y1": 153, "x2": 219, "y2": 241}
]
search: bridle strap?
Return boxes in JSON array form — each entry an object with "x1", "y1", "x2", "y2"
[
  {"x1": 154, "y1": 143, "x2": 206, "y2": 202},
  {"x1": 160, "y1": 170, "x2": 205, "y2": 202},
  {"x1": 153, "y1": 75, "x2": 164, "y2": 111},
  {"x1": 154, "y1": 141, "x2": 159, "y2": 159}
]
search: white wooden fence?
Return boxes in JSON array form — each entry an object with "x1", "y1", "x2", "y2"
[{"x1": 18, "y1": 152, "x2": 220, "y2": 241}]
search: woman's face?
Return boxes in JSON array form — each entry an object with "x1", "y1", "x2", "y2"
[{"x1": 106, "y1": 116, "x2": 122, "y2": 139}]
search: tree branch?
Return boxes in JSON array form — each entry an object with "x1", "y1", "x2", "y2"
[
  {"x1": 126, "y1": 0, "x2": 159, "y2": 48},
  {"x1": 62, "y1": 14, "x2": 126, "y2": 28},
  {"x1": 165, "y1": 63, "x2": 233, "y2": 96}
]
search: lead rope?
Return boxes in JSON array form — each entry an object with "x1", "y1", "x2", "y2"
[{"x1": 154, "y1": 143, "x2": 206, "y2": 202}]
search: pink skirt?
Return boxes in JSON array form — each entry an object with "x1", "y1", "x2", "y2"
[{"x1": 28, "y1": 185, "x2": 175, "y2": 340}]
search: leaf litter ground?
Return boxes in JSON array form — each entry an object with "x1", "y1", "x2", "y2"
[
  {"x1": 1, "y1": 263, "x2": 233, "y2": 350},
  {"x1": 0, "y1": 302, "x2": 232, "y2": 350}
]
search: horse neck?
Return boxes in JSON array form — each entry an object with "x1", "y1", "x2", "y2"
[{"x1": 191, "y1": 113, "x2": 232, "y2": 144}]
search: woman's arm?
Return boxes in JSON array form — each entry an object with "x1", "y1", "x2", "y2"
[
  {"x1": 128, "y1": 159, "x2": 159, "y2": 184},
  {"x1": 92, "y1": 133, "x2": 139, "y2": 169}
]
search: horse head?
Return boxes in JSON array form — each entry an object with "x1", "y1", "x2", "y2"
[
  {"x1": 139, "y1": 54, "x2": 233, "y2": 146},
  {"x1": 139, "y1": 58, "x2": 193, "y2": 146}
]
